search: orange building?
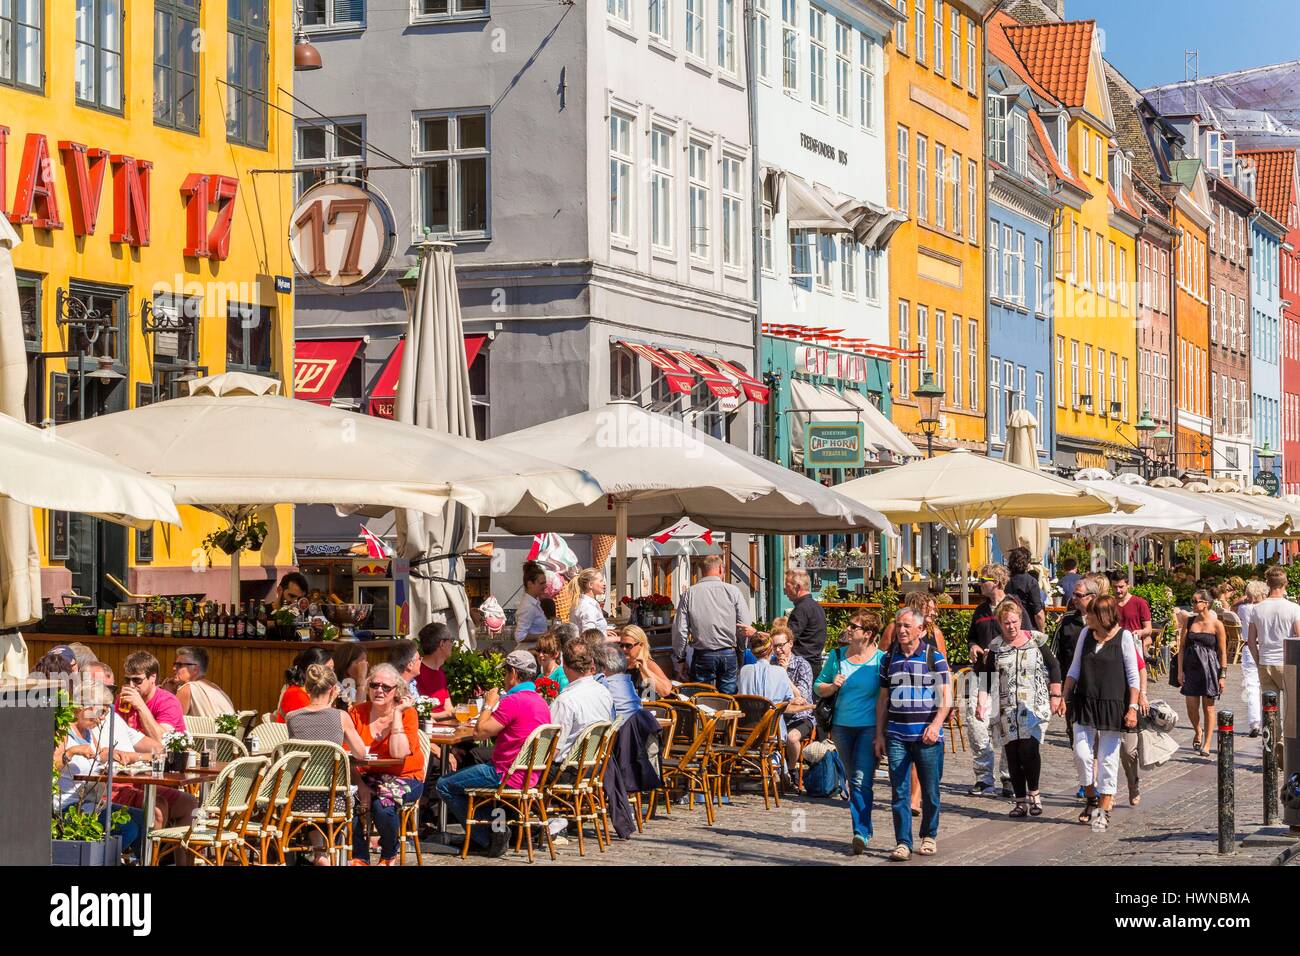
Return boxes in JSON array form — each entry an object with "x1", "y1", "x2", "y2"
[{"x1": 1166, "y1": 160, "x2": 1214, "y2": 475}]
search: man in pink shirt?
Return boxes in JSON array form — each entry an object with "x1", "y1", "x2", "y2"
[
  {"x1": 117, "y1": 651, "x2": 187, "y2": 740},
  {"x1": 434, "y1": 650, "x2": 550, "y2": 856}
]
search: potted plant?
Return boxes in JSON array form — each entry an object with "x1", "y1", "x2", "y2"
[
  {"x1": 649, "y1": 593, "x2": 673, "y2": 626},
  {"x1": 51, "y1": 695, "x2": 128, "y2": 866},
  {"x1": 414, "y1": 695, "x2": 438, "y2": 733},
  {"x1": 201, "y1": 516, "x2": 270, "y2": 560},
  {"x1": 444, "y1": 648, "x2": 505, "y2": 705},
  {"x1": 161, "y1": 730, "x2": 195, "y2": 773},
  {"x1": 534, "y1": 675, "x2": 561, "y2": 704},
  {"x1": 214, "y1": 713, "x2": 243, "y2": 738}
]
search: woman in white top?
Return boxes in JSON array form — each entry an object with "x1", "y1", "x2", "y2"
[
  {"x1": 514, "y1": 561, "x2": 551, "y2": 651},
  {"x1": 1233, "y1": 580, "x2": 1267, "y2": 737},
  {"x1": 568, "y1": 568, "x2": 609, "y2": 637}
]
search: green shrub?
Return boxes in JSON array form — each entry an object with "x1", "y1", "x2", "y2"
[{"x1": 444, "y1": 647, "x2": 506, "y2": 703}]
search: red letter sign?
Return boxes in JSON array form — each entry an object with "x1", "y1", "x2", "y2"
[
  {"x1": 181, "y1": 173, "x2": 239, "y2": 260},
  {"x1": 110, "y1": 155, "x2": 152, "y2": 247},
  {"x1": 59, "y1": 142, "x2": 110, "y2": 237},
  {"x1": 9, "y1": 133, "x2": 63, "y2": 229},
  {"x1": 207, "y1": 176, "x2": 239, "y2": 261}
]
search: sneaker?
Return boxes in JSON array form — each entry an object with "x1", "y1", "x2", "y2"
[
  {"x1": 967, "y1": 781, "x2": 993, "y2": 796},
  {"x1": 1000, "y1": 777, "x2": 1014, "y2": 798},
  {"x1": 851, "y1": 834, "x2": 867, "y2": 856},
  {"x1": 1075, "y1": 786, "x2": 1087, "y2": 800}
]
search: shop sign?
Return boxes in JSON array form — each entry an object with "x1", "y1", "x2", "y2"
[
  {"x1": 1075, "y1": 451, "x2": 1107, "y2": 470},
  {"x1": 795, "y1": 346, "x2": 869, "y2": 384},
  {"x1": 1255, "y1": 471, "x2": 1280, "y2": 496},
  {"x1": 806, "y1": 422, "x2": 865, "y2": 468},
  {"x1": 289, "y1": 181, "x2": 396, "y2": 291}
]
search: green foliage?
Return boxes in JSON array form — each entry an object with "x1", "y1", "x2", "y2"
[
  {"x1": 214, "y1": 713, "x2": 242, "y2": 737},
  {"x1": 52, "y1": 804, "x2": 129, "y2": 842},
  {"x1": 935, "y1": 609, "x2": 972, "y2": 666},
  {"x1": 1175, "y1": 540, "x2": 1213, "y2": 565},
  {"x1": 1055, "y1": 537, "x2": 1093, "y2": 571},
  {"x1": 1131, "y1": 581, "x2": 1177, "y2": 646},
  {"x1": 444, "y1": 647, "x2": 505, "y2": 704},
  {"x1": 1286, "y1": 563, "x2": 1300, "y2": 601}
]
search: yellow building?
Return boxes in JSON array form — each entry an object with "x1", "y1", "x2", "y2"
[
  {"x1": 886, "y1": 0, "x2": 990, "y2": 455},
  {"x1": 1001, "y1": 18, "x2": 1139, "y2": 471},
  {"x1": 7, "y1": 1, "x2": 296, "y2": 606}
]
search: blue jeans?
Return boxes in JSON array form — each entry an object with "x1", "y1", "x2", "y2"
[
  {"x1": 887, "y1": 736, "x2": 944, "y2": 850},
  {"x1": 831, "y1": 725, "x2": 876, "y2": 841},
  {"x1": 692, "y1": 648, "x2": 738, "y2": 694},
  {"x1": 434, "y1": 763, "x2": 502, "y2": 848},
  {"x1": 354, "y1": 778, "x2": 423, "y2": 861}
]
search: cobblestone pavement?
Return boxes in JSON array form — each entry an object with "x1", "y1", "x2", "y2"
[{"x1": 411, "y1": 668, "x2": 1295, "y2": 866}]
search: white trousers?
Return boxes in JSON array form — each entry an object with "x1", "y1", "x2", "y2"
[
  {"x1": 1240, "y1": 646, "x2": 1262, "y2": 729},
  {"x1": 1072, "y1": 724, "x2": 1124, "y2": 796}
]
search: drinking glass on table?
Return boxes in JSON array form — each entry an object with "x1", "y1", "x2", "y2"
[{"x1": 454, "y1": 705, "x2": 470, "y2": 726}]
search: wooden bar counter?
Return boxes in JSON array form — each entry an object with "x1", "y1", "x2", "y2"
[{"x1": 25, "y1": 633, "x2": 409, "y2": 716}]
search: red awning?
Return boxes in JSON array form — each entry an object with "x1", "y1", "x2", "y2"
[
  {"x1": 663, "y1": 348, "x2": 740, "y2": 400},
  {"x1": 618, "y1": 341, "x2": 694, "y2": 395},
  {"x1": 293, "y1": 339, "x2": 363, "y2": 405},
  {"x1": 705, "y1": 355, "x2": 769, "y2": 404},
  {"x1": 368, "y1": 334, "x2": 488, "y2": 419}
]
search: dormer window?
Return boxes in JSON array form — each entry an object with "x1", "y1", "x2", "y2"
[
  {"x1": 988, "y1": 96, "x2": 1007, "y2": 164},
  {"x1": 1206, "y1": 129, "x2": 1221, "y2": 173}
]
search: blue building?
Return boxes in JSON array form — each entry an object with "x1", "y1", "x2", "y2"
[
  {"x1": 984, "y1": 60, "x2": 1063, "y2": 471},
  {"x1": 1251, "y1": 207, "x2": 1286, "y2": 481}
]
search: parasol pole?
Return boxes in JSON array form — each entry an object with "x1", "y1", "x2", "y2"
[
  {"x1": 958, "y1": 533, "x2": 971, "y2": 604},
  {"x1": 1195, "y1": 538, "x2": 1201, "y2": 579},
  {"x1": 614, "y1": 499, "x2": 629, "y2": 621},
  {"x1": 230, "y1": 546, "x2": 241, "y2": 607}
]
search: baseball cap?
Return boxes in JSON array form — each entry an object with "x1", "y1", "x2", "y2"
[
  {"x1": 49, "y1": 646, "x2": 77, "y2": 667},
  {"x1": 504, "y1": 649, "x2": 538, "y2": 679}
]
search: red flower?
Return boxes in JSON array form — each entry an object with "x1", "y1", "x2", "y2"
[{"x1": 535, "y1": 676, "x2": 561, "y2": 702}]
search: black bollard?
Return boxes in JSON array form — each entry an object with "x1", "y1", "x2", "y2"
[
  {"x1": 1264, "y1": 692, "x2": 1280, "y2": 826},
  {"x1": 1218, "y1": 710, "x2": 1234, "y2": 854}
]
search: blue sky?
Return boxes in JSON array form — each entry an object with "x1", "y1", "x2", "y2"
[{"x1": 1065, "y1": 0, "x2": 1300, "y2": 90}]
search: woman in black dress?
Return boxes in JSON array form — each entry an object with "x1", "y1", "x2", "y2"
[
  {"x1": 1005, "y1": 548, "x2": 1046, "y2": 631},
  {"x1": 1176, "y1": 590, "x2": 1228, "y2": 755}
]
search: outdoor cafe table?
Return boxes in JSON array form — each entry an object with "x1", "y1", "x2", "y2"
[
  {"x1": 73, "y1": 768, "x2": 210, "y2": 857},
  {"x1": 426, "y1": 723, "x2": 477, "y2": 837}
]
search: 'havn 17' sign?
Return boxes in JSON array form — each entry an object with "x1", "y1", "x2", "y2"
[
  {"x1": 795, "y1": 346, "x2": 869, "y2": 384},
  {"x1": 806, "y1": 422, "x2": 865, "y2": 468},
  {"x1": 289, "y1": 180, "x2": 396, "y2": 291}
]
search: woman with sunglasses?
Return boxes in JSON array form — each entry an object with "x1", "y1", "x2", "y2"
[
  {"x1": 348, "y1": 662, "x2": 425, "y2": 865},
  {"x1": 618, "y1": 624, "x2": 673, "y2": 700},
  {"x1": 1175, "y1": 589, "x2": 1228, "y2": 754},
  {"x1": 772, "y1": 625, "x2": 815, "y2": 782},
  {"x1": 285, "y1": 663, "x2": 370, "y2": 864},
  {"x1": 170, "y1": 647, "x2": 235, "y2": 718},
  {"x1": 814, "y1": 611, "x2": 886, "y2": 855}
]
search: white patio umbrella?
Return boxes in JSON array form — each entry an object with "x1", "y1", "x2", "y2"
[
  {"x1": 57, "y1": 373, "x2": 603, "y2": 605},
  {"x1": 834, "y1": 448, "x2": 1133, "y2": 602},
  {"x1": 487, "y1": 402, "x2": 892, "y2": 608},
  {"x1": 995, "y1": 410, "x2": 1050, "y2": 562},
  {"x1": 395, "y1": 242, "x2": 477, "y2": 643}
]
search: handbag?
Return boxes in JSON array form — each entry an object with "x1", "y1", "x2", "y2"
[
  {"x1": 813, "y1": 648, "x2": 844, "y2": 733},
  {"x1": 1168, "y1": 631, "x2": 1182, "y2": 688}
]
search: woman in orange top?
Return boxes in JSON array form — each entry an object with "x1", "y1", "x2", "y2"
[
  {"x1": 348, "y1": 662, "x2": 424, "y2": 865},
  {"x1": 276, "y1": 647, "x2": 332, "y2": 722}
]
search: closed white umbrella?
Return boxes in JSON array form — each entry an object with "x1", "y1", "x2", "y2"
[
  {"x1": 995, "y1": 410, "x2": 1049, "y2": 562},
  {"x1": 487, "y1": 402, "x2": 892, "y2": 608},
  {"x1": 57, "y1": 373, "x2": 602, "y2": 604},
  {"x1": 835, "y1": 448, "x2": 1132, "y2": 601},
  {"x1": 395, "y1": 242, "x2": 477, "y2": 643}
]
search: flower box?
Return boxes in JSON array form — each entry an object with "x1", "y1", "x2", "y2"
[{"x1": 52, "y1": 836, "x2": 122, "y2": 867}]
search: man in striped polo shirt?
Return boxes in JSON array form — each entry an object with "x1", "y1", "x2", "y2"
[{"x1": 875, "y1": 607, "x2": 952, "y2": 862}]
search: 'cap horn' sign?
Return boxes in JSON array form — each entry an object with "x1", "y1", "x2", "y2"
[{"x1": 288, "y1": 180, "x2": 396, "y2": 291}]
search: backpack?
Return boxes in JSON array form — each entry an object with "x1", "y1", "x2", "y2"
[{"x1": 802, "y1": 746, "x2": 847, "y2": 799}]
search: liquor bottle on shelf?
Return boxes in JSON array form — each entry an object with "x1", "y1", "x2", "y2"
[
  {"x1": 256, "y1": 602, "x2": 268, "y2": 639},
  {"x1": 182, "y1": 601, "x2": 193, "y2": 638},
  {"x1": 235, "y1": 605, "x2": 247, "y2": 639},
  {"x1": 162, "y1": 603, "x2": 173, "y2": 638},
  {"x1": 134, "y1": 605, "x2": 145, "y2": 638},
  {"x1": 172, "y1": 601, "x2": 183, "y2": 639},
  {"x1": 218, "y1": 605, "x2": 229, "y2": 639}
]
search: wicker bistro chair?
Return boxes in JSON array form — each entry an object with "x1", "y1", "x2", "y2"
[
  {"x1": 545, "y1": 721, "x2": 614, "y2": 857},
  {"x1": 191, "y1": 732, "x2": 249, "y2": 764},
  {"x1": 946, "y1": 668, "x2": 971, "y2": 754},
  {"x1": 715, "y1": 702, "x2": 787, "y2": 810},
  {"x1": 674, "y1": 682, "x2": 718, "y2": 698},
  {"x1": 185, "y1": 716, "x2": 218, "y2": 737},
  {"x1": 461, "y1": 723, "x2": 562, "y2": 863},
  {"x1": 148, "y1": 756, "x2": 270, "y2": 866},
  {"x1": 1225, "y1": 620, "x2": 1244, "y2": 665},
  {"x1": 236, "y1": 710, "x2": 258, "y2": 740},
  {"x1": 652, "y1": 710, "x2": 722, "y2": 825},
  {"x1": 397, "y1": 730, "x2": 433, "y2": 866},
  {"x1": 277, "y1": 740, "x2": 354, "y2": 865},
  {"x1": 638, "y1": 703, "x2": 677, "y2": 827},
  {"x1": 242, "y1": 750, "x2": 311, "y2": 865},
  {"x1": 249, "y1": 721, "x2": 289, "y2": 755}
]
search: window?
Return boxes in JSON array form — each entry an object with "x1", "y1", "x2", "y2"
[
  {"x1": 688, "y1": 141, "x2": 710, "y2": 259},
  {"x1": 864, "y1": 248, "x2": 879, "y2": 300},
  {"x1": 1107, "y1": 241, "x2": 1116, "y2": 301},
  {"x1": 1084, "y1": 345, "x2": 1093, "y2": 411},
  {"x1": 934, "y1": 143, "x2": 945, "y2": 229},
  {"x1": 917, "y1": 305, "x2": 928, "y2": 369},
  {"x1": 227, "y1": 0, "x2": 268, "y2": 147},
  {"x1": 987, "y1": 95, "x2": 1006, "y2": 164},
  {"x1": 1209, "y1": 282, "x2": 1217, "y2": 342},
  {"x1": 1110, "y1": 352, "x2": 1118, "y2": 418},
  {"x1": 417, "y1": 0, "x2": 487, "y2": 15},
  {"x1": 722, "y1": 154, "x2": 744, "y2": 269},
  {"x1": 304, "y1": 0, "x2": 365, "y2": 28},
  {"x1": 1034, "y1": 372, "x2": 1045, "y2": 447},
  {"x1": 840, "y1": 236, "x2": 857, "y2": 296},
  {"x1": 1159, "y1": 250, "x2": 1168, "y2": 313},
  {"x1": 76, "y1": 0, "x2": 124, "y2": 112},
  {"x1": 1071, "y1": 220, "x2": 1079, "y2": 284},
  {"x1": 935, "y1": 310, "x2": 946, "y2": 397},
  {"x1": 835, "y1": 20, "x2": 850, "y2": 120},
  {"x1": 1081, "y1": 129, "x2": 1090, "y2": 175},
  {"x1": 896, "y1": 126, "x2": 909, "y2": 213},
  {"x1": 1118, "y1": 248, "x2": 1127, "y2": 307},
  {"x1": 650, "y1": 126, "x2": 674, "y2": 251},
  {"x1": 932, "y1": 0, "x2": 942, "y2": 73},
  {"x1": 817, "y1": 232, "x2": 834, "y2": 289},
  {"x1": 154, "y1": 1, "x2": 199, "y2": 131},
  {"x1": 1015, "y1": 231, "x2": 1025, "y2": 304},
  {"x1": 295, "y1": 117, "x2": 364, "y2": 197},
  {"x1": 1011, "y1": 112, "x2": 1028, "y2": 174},
  {"x1": 1034, "y1": 239, "x2": 1044, "y2": 313},
  {"x1": 859, "y1": 35, "x2": 875, "y2": 129},
  {"x1": 790, "y1": 229, "x2": 814, "y2": 283},
  {"x1": 989, "y1": 358, "x2": 1001, "y2": 442},
  {"x1": 1095, "y1": 134, "x2": 1103, "y2": 182},
  {"x1": 226, "y1": 302, "x2": 272, "y2": 373},
  {"x1": 895, "y1": 0, "x2": 906, "y2": 55},
  {"x1": 610, "y1": 345, "x2": 639, "y2": 400},
  {"x1": 1095, "y1": 233, "x2": 1104, "y2": 294},
  {"x1": 951, "y1": 315, "x2": 962, "y2": 407},
  {"x1": 966, "y1": 19, "x2": 976, "y2": 92},
  {"x1": 1056, "y1": 335, "x2": 1065, "y2": 407},
  {"x1": 898, "y1": 301, "x2": 911, "y2": 395},
  {"x1": 914, "y1": 0, "x2": 924, "y2": 64},
  {"x1": 916, "y1": 134, "x2": 928, "y2": 223},
  {"x1": 761, "y1": 203, "x2": 773, "y2": 272},
  {"x1": 651, "y1": 0, "x2": 671, "y2": 43},
  {"x1": 1016, "y1": 363, "x2": 1025, "y2": 416},
  {"x1": 415, "y1": 111, "x2": 489, "y2": 238},
  {"x1": 951, "y1": 153, "x2": 962, "y2": 237},
  {"x1": 608, "y1": 112, "x2": 634, "y2": 243},
  {"x1": 717, "y1": 0, "x2": 737, "y2": 73},
  {"x1": 0, "y1": 0, "x2": 41, "y2": 91},
  {"x1": 968, "y1": 318, "x2": 978, "y2": 410},
  {"x1": 950, "y1": 7, "x2": 959, "y2": 81},
  {"x1": 967, "y1": 159, "x2": 977, "y2": 243},
  {"x1": 687, "y1": 0, "x2": 704, "y2": 59},
  {"x1": 1002, "y1": 224, "x2": 1012, "y2": 301},
  {"x1": 1070, "y1": 339, "x2": 1079, "y2": 406},
  {"x1": 607, "y1": 0, "x2": 630, "y2": 23},
  {"x1": 808, "y1": 6, "x2": 826, "y2": 108},
  {"x1": 1081, "y1": 228, "x2": 1090, "y2": 289},
  {"x1": 988, "y1": 219, "x2": 999, "y2": 297}
]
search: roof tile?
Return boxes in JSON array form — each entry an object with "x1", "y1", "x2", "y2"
[
  {"x1": 1240, "y1": 148, "x2": 1297, "y2": 224},
  {"x1": 1003, "y1": 20, "x2": 1096, "y2": 108}
]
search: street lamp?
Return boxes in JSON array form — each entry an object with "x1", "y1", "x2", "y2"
[
  {"x1": 1153, "y1": 427, "x2": 1173, "y2": 475},
  {"x1": 397, "y1": 263, "x2": 421, "y2": 313},
  {"x1": 1132, "y1": 408, "x2": 1157, "y2": 479},
  {"x1": 911, "y1": 369, "x2": 943, "y2": 459}
]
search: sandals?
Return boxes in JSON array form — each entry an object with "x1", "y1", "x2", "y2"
[
  {"x1": 1028, "y1": 794, "x2": 1043, "y2": 817},
  {"x1": 1078, "y1": 795, "x2": 1098, "y2": 825},
  {"x1": 1009, "y1": 802, "x2": 1028, "y2": 818},
  {"x1": 889, "y1": 844, "x2": 911, "y2": 862},
  {"x1": 1192, "y1": 733, "x2": 1203, "y2": 753},
  {"x1": 1090, "y1": 808, "x2": 1110, "y2": 833},
  {"x1": 919, "y1": 837, "x2": 937, "y2": 856}
]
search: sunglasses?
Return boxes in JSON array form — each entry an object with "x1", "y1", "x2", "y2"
[
  {"x1": 773, "y1": 641, "x2": 789, "y2": 649},
  {"x1": 368, "y1": 682, "x2": 397, "y2": 693},
  {"x1": 618, "y1": 642, "x2": 636, "y2": 650},
  {"x1": 173, "y1": 660, "x2": 197, "y2": 669},
  {"x1": 123, "y1": 676, "x2": 147, "y2": 685}
]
